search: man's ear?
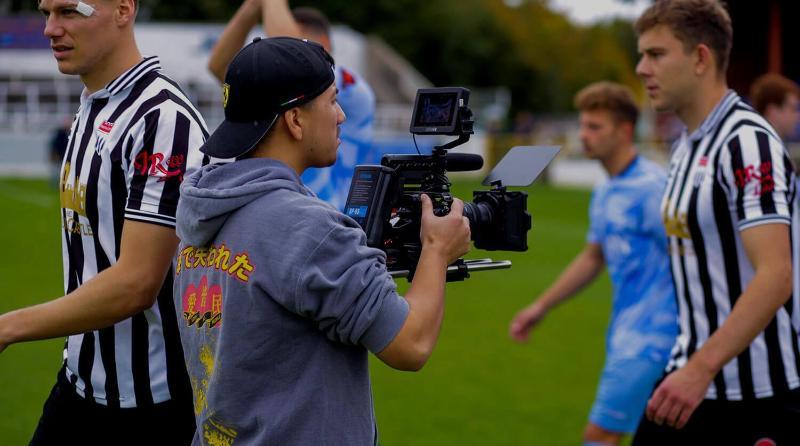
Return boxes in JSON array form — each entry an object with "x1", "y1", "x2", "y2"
[
  {"x1": 283, "y1": 108, "x2": 304, "y2": 141},
  {"x1": 115, "y1": 0, "x2": 137, "y2": 27},
  {"x1": 694, "y1": 43, "x2": 714, "y2": 77},
  {"x1": 617, "y1": 120, "x2": 635, "y2": 142}
]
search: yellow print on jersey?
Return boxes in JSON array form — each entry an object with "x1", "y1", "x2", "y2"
[
  {"x1": 662, "y1": 203, "x2": 691, "y2": 240},
  {"x1": 60, "y1": 161, "x2": 93, "y2": 236},
  {"x1": 176, "y1": 244, "x2": 255, "y2": 283},
  {"x1": 62, "y1": 214, "x2": 93, "y2": 236},
  {"x1": 60, "y1": 162, "x2": 86, "y2": 215}
]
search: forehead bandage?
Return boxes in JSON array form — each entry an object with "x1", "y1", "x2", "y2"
[{"x1": 75, "y1": 1, "x2": 95, "y2": 17}]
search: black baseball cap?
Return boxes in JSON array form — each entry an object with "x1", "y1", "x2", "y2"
[{"x1": 200, "y1": 36, "x2": 336, "y2": 159}]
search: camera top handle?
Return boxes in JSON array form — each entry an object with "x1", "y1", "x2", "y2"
[{"x1": 431, "y1": 103, "x2": 474, "y2": 155}]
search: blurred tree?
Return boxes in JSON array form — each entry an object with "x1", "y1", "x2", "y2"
[
  {"x1": 138, "y1": 0, "x2": 237, "y2": 22},
  {"x1": 295, "y1": 0, "x2": 640, "y2": 113},
  {"x1": 9, "y1": 0, "x2": 641, "y2": 114}
]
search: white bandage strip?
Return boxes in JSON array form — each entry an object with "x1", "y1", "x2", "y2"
[{"x1": 75, "y1": 1, "x2": 95, "y2": 17}]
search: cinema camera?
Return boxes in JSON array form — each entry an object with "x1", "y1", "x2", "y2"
[{"x1": 344, "y1": 87, "x2": 559, "y2": 281}]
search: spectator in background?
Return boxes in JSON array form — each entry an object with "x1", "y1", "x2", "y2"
[
  {"x1": 750, "y1": 73, "x2": 800, "y2": 141},
  {"x1": 208, "y1": 0, "x2": 376, "y2": 210},
  {"x1": 512, "y1": 110, "x2": 536, "y2": 140},
  {"x1": 509, "y1": 82, "x2": 677, "y2": 446},
  {"x1": 49, "y1": 116, "x2": 71, "y2": 188}
]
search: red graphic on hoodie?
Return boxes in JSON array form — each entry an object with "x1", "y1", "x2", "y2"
[{"x1": 182, "y1": 276, "x2": 223, "y2": 329}]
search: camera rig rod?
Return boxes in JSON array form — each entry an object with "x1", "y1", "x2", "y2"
[{"x1": 389, "y1": 258, "x2": 513, "y2": 282}]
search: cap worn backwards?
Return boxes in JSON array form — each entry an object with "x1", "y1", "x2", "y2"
[{"x1": 201, "y1": 36, "x2": 336, "y2": 159}]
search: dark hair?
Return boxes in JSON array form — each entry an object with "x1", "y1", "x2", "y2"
[
  {"x1": 574, "y1": 82, "x2": 639, "y2": 125},
  {"x1": 750, "y1": 73, "x2": 800, "y2": 114},
  {"x1": 292, "y1": 7, "x2": 331, "y2": 38},
  {"x1": 635, "y1": 0, "x2": 732, "y2": 75}
]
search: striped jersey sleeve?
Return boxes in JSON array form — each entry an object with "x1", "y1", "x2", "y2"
[
  {"x1": 718, "y1": 123, "x2": 795, "y2": 230},
  {"x1": 123, "y1": 96, "x2": 207, "y2": 227}
]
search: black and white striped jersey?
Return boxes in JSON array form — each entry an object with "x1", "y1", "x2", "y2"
[
  {"x1": 662, "y1": 90, "x2": 800, "y2": 400},
  {"x1": 59, "y1": 56, "x2": 208, "y2": 408}
]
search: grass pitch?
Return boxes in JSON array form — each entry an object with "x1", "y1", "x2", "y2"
[{"x1": 0, "y1": 178, "x2": 612, "y2": 445}]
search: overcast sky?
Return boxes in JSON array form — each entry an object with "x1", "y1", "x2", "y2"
[{"x1": 515, "y1": 0, "x2": 650, "y2": 24}]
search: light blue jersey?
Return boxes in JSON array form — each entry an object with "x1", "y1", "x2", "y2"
[
  {"x1": 587, "y1": 156, "x2": 678, "y2": 362},
  {"x1": 586, "y1": 155, "x2": 679, "y2": 433},
  {"x1": 302, "y1": 65, "x2": 376, "y2": 210}
]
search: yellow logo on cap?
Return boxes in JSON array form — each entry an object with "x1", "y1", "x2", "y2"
[{"x1": 222, "y1": 83, "x2": 230, "y2": 108}]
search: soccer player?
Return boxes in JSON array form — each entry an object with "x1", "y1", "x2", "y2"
[
  {"x1": 750, "y1": 73, "x2": 800, "y2": 141},
  {"x1": 633, "y1": 1, "x2": 799, "y2": 443},
  {"x1": 0, "y1": 1, "x2": 209, "y2": 443},
  {"x1": 174, "y1": 36, "x2": 471, "y2": 445},
  {"x1": 208, "y1": 0, "x2": 376, "y2": 210},
  {"x1": 509, "y1": 81, "x2": 678, "y2": 446}
]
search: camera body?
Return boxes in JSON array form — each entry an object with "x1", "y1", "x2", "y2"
[
  {"x1": 467, "y1": 188, "x2": 529, "y2": 251},
  {"x1": 344, "y1": 87, "x2": 532, "y2": 279}
]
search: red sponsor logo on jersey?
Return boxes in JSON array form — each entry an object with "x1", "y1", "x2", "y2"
[
  {"x1": 133, "y1": 152, "x2": 185, "y2": 182},
  {"x1": 754, "y1": 438, "x2": 777, "y2": 446},
  {"x1": 341, "y1": 68, "x2": 356, "y2": 89},
  {"x1": 98, "y1": 120, "x2": 114, "y2": 134},
  {"x1": 698, "y1": 156, "x2": 708, "y2": 167},
  {"x1": 733, "y1": 161, "x2": 774, "y2": 197}
]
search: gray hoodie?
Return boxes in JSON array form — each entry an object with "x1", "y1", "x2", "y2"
[{"x1": 173, "y1": 158, "x2": 409, "y2": 446}]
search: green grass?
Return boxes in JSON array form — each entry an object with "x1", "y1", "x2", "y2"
[
  {"x1": 0, "y1": 179, "x2": 67, "y2": 440},
  {"x1": 0, "y1": 179, "x2": 612, "y2": 445}
]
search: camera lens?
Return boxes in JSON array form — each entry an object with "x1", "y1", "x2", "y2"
[{"x1": 463, "y1": 201, "x2": 494, "y2": 238}]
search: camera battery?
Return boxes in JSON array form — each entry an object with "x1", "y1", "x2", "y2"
[{"x1": 344, "y1": 165, "x2": 395, "y2": 247}]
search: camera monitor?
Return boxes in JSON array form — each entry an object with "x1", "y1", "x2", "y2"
[{"x1": 409, "y1": 87, "x2": 469, "y2": 135}]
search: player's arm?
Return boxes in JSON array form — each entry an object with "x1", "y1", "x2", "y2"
[
  {"x1": 0, "y1": 221, "x2": 178, "y2": 353},
  {"x1": 375, "y1": 195, "x2": 471, "y2": 371},
  {"x1": 646, "y1": 223, "x2": 792, "y2": 428},
  {"x1": 208, "y1": 0, "x2": 262, "y2": 83},
  {"x1": 260, "y1": 0, "x2": 304, "y2": 39},
  {"x1": 509, "y1": 242, "x2": 605, "y2": 342}
]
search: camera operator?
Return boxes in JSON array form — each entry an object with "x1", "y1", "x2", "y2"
[
  {"x1": 208, "y1": 0, "x2": 377, "y2": 211},
  {"x1": 174, "y1": 37, "x2": 470, "y2": 446},
  {"x1": 509, "y1": 82, "x2": 677, "y2": 446}
]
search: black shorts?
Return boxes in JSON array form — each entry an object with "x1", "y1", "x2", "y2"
[
  {"x1": 632, "y1": 387, "x2": 800, "y2": 446},
  {"x1": 29, "y1": 370, "x2": 196, "y2": 446}
]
